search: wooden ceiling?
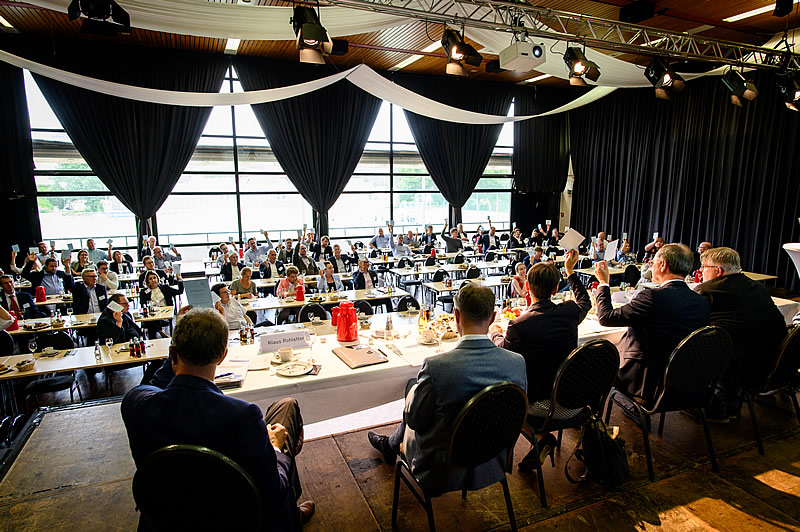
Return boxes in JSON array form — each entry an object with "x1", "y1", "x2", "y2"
[{"x1": 0, "y1": 0, "x2": 798, "y2": 85}]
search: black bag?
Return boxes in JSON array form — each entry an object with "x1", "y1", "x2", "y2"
[{"x1": 565, "y1": 420, "x2": 629, "y2": 487}]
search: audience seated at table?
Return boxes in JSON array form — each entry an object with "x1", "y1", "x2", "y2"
[
  {"x1": 310, "y1": 235, "x2": 333, "y2": 261},
  {"x1": 140, "y1": 270, "x2": 184, "y2": 338},
  {"x1": 22, "y1": 256, "x2": 74, "y2": 296},
  {"x1": 230, "y1": 267, "x2": 258, "y2": 299},
  {"x1": 35, "y1": 241, "x2": 55, "y2": 265},
  {"x1": 508, "y1": 228, "x2": 525, "y2": 249},
  {"x1": 353, "y1": 260, "x2": 379, "y2": 290},
  {"x1": 529, "y1": 228, "x2": 545, "y2": 246},
  {"x1": 590, "y1": 232, "x2": 608, "y2": 263},
  {"x1": 456, "y1": 223, "x2": 470, "y2": 245},
  {"x1": 594, "y1": 244, "x2": 710, "y2": 405},
  {"x1": 138, "y1": 256, "x2": 174, "y2": 288},
  {"x1": 642, "y1": 236, "x2": 665, "y2": 261},
  {"x1": 0, "y1": 274, "x2": 46, "y2": 320},
  {"x1": 121, "y1": 308, "x2": 314, "y2": 530},
  {"x1": 95, "y1": 260, "x2": 119, "y2": 292},
  {"x1": 244, "y1": 231, "x2": 274, "y2": 266},
  {"x1": 152, "y1": 246, "x2": 182, "y2": 270},
  {"x1": 292, "y1": 245, "x2": 316, "y2": 277},
  {"x1": 440, "y1": 223, "x2": 465, "y2": 254},
  {"x1": 523, "y1": 247, "x2": 544, "y2": 269},
  {"x1": 71, "y1": 269, "x2": 109, "y2": 315},
  {"x1": 403, "y1": 230, "x2": 420, "y2": 248},
  {"x1": 317, "y1": 262, "x2": 344, "y2": 292},
  {"x1": 490, "y1": 250, "x2": 590, "y2": 468},
  {"x1": 97, "y1": 293, "x2": 143, "y2": 344},
  {"x1": 508, "y1": 262, "x2": 530, "y2": 299},
  {"x1": 694, "y1": 247, "x2": 787, "y2": 422},
  {"x1": 369, "y1": 228, "x2": 391, "y2": 250},
  {"x1": 214, "y1": 242, "x2": 236, "y2": 269},
  {"x1": 368, "y1": 284, "x2": 526, "y2": 494},
  {"x1": 69, "y1": 249, "x2": 95, "y2": 277},
  {"x1": 545, "y1": 228, "x2": 560, "y2": 247},
  {"x1": 330, "y1": 244, "x2": 358, "y2": 274},
  {"x1": 109, "y1": 250, "x2": 134, "y2": 275},
  {"x1": 220, "y1": 252, "x2": 243, "y2": 282},
  {"x1": 84, "y1": 239, "x2": 108, "y2": 264},
  {"x1": 480, "y1": 226, "x2": 501, "y2": 250},
  {"x1": 616, "y1": 240, "x2": 637, "y2": 265},
  {"x1": 276, "y1": 266, "x2": 304, "y2": 298},
  {"x1": 211, "y1": 283, "x2": 251, "y2": 330},
  {"x1": 140, "y1": 236, "x2": 157, "y2": 260},
  {"x1": 259, "y1": 249, "x2": 286, "y2": 280},
  {"x1": 389, "y1": 229, "x2": 413, "y2": 257},
  {"x1": 277, "y1": 238, "x2": 295, "y2": 264},
  {"x1": 419, "y1": 225, "x2": 437, "y2": 247},
  {"x1": 692, "y1": 241, "x2": 712, "y2": 273}
]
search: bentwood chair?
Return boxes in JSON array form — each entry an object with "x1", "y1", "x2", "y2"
[
  {"x1": 523, "y1": 339, "x2": 620, "y2": 507},
  {"x1": 605, "y1": 326, "x2": 731, "y2": 480},
  {"x1": 298, "y1": 303, "x2": 327, "y2": 323},
  {"x1": 395, "y1": 295, "x2": 420, "y2": 312},
  {"x1": 392, "y1": 382, "x2": 528, "y2": 532},
  {"x1": 738, "y1": 325, "x2": 800, "y2": 455},
  {"x1": 352, "y1": 299, "x2": 375, "y2": 316},
  {"x1": 132, "y1": 445, "x2": 261, "y2": 531},
  {"x1": 24, "y1": 331, "x2": 83, "y2": 409}
]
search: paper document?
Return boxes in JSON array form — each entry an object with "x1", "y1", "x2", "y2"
[
  {"x1": 11, "y1": 244, "x2": 19, "y2": 253},
  {"x1": 605, "y1": 239, "x2": 619, "y2": 261},
  {"x1": 60, "y1": 250, "x2": 71, "y2": 260},
  {"x1": 28, "y1": 247, "x2": 38, "y2": 255},
  {"x1": 559, "y1": 229, "x2": 585, "y2": 251},
  {"x1": 67, "y1": 243, "x2": 74, "y2": 251},
  {"x1": 184, "y1": 278, "x2": 214, "y2": 309},
  {"x1": 107, "y1": 300, "x2": 124, "y2": 313},
  {"x1": 172, "y1": 263, "x2": 181, "y2": 276}
]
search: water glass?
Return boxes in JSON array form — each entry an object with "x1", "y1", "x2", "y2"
[
  {"x1": 66, "y1": 307, "x2": 74, "y2": 321},
  {"x1": 105, "y1": 337, "x2": 114, "y2": 353}
]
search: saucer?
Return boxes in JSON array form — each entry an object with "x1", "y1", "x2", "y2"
[
  {"x1": 417, "y1": 336, "x2": 439, "y2": 346},
  {"x1": 271, "y1": 352, "x2": 299, "y2": 365}
]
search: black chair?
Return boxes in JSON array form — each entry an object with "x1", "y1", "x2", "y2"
[
  {"x1": 605, "y1": 325, "x2": 732, "y2": 481},
  {"x1": 423, "y1": 244, "x2": 434, "y2": 255},
  {"x1": 24, "y1": 331, "x2": 82, "y2": 408},
  {"x1": 453, "y1": 254, "x2": 466, "y2": 264},
  {"x1": 354, "y1": 241, "x2": 365, "y2": 250},
  {"x1": 523, "y1": 339, "x2": 620, "y2": 507},
  {"x1": 545, "y1": 246, "x2": 560, "y2": 257},
  {"x1": 576, "y1": 258, "x2": 593, "y2": 270},
  {"x1": 0, "y1": 330, "x2": 13, "y2": 356},
  {"x1": 397, "y1": 257, "x2": 413, "y2": 269},
  {"x1": 424, "y1": 257, "x2": 437, "y2": 267},
  {"x1": 484, "y1": 251, "x2": 496, "y2": 262},
  {"x1": 466, "y1": 266, "x2": 480, "y2": 279},
  {"x1": 369, "y1": 249, "x2": 380, "y2": 258},
  {"x1": 298, "y1": 303, "x2": 327, "y2": 323},
  {"x1": 505, "y1": 263, "x2": 517, "y2": 277},
  {"x1": 208, "y1": 247, "x2": 220, "y2": 259},
  {"x1": 500, "y1": 233, "x2": 510, "y2": 242},
  {"x1": 37, "y1": 331, "x2": 75, "y2": 351},
  {"x1": 123, "y1": 253, "x2": 135, "y2": 262},
  {"x1": 623, "y1": 264, "x2": 641, "y2": 286},
  {"x1": 132, "y1": 444, "x2": 261, "y2": 531},
  {"x1": 432, "y1": 270, "x2": 449, "y2": 283},
  {"x1": 578, "y1": 244, "x2": 588, "y2": 255},
  {"x1": 392, "y1": 382, "x2": 528, "y2": 532},
  {"x1": 431, "y1": 270, "x2": 453, "y2": 311},
  {"x1": 275, "y1": 308, "x2": 296, "y2": 325},
  {"x1": 398, "y1": 258, "x2": 422, "y2": 296},
  {"x1": 395, "y1": 295, "x2": 420, "y2": 312},
  {"x1": 738, "y1": 325, "x2": 800, "y2": 455},
  {"x1": 635, "y1": 248, "x2": 647, "y2": 263},
  {"x1": 352, "y1": 299, "x2": 374, "y2": 316}
]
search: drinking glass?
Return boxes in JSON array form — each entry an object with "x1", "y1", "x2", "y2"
[
  {"x1": 28, "y1": 337, "x2": 37, "y2": 354},
  {"x1": 66, "y1": 307, "x2": 74, "y2": 321},
  {"x1": 105, "y1": 337, "x2": 114, "y2": 354}
]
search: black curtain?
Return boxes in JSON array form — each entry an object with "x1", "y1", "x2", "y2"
[
  {"x1": 511, "y1": 85, "x2": 583, "y2": 234},
  {"x1": 235, "y1": 58, "x2": 382, "y2": 237},
  {"x1": 8, "y1": 39, "x2": 229, "y2": 248},
  {"x1": 0, "y1": 55, "x2": 40, "y2": 272},
  {"x1": 570, "y1": 71, "x2": 800, "y2": 290},
  {"x1": 393, "y1": 73, "x2": 514, "y2": 225}
]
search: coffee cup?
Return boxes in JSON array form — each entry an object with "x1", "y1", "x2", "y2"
[
  {"x1": 422, "y1": 329, "x2": 436, "y2": 343},
  {"x1": 311, "y1": 316, "x2": 322, "y2": 324},
  {"x1": 42, "y1": 346, "x2": 56, "y2": 354},
  {"x1": 278, "y1": 347, "x2": 293, "y2": 362},
  {"x1": 89, "y1": 317, "x2": 98, "y2": 323}
]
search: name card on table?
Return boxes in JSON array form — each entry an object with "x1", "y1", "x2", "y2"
[{"x1": 259, "y1": 331, "x2": 311, "y2": 353}]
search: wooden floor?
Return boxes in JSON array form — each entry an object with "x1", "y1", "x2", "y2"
[{"x1": 1, "y1": 390, "x2": 799, "y2": 531}]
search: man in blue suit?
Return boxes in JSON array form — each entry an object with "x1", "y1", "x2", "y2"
[
  {"x1": 70, "y1": 268, "x2": 109, "y2": 315},
  {"x1": 368, "y1": 283, "x2": 527, "y2": 496},
  {"x1": 122, "y1": 308, "x2": 314, "y2": 530}
]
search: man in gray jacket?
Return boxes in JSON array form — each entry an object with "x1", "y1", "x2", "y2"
[{"x1": 368, "y1": 283, "x2": 527, "y2": 495}]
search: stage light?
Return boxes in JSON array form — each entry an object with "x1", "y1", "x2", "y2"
[
  {"x1": 67, "y1": 0, "x2": 131, "y2": 35},
  {"x1": 563, "y1": 47, "x2": 600, "y2": 86},
  {"x1": 721, "y1": 69, "x2": 757, "y2": 107},
  {"x1": 291, "y1": 6, "x2": 332, "y2": 64},
  {"x1": 644, "y1": 57, "x2": 684, "y2": 99},
  {"x1": 441, "y1": 29, "x2": 482, "y2": 77},
  {"x1": 776, "y1": 74, "x2": 800, "y2": 111}
]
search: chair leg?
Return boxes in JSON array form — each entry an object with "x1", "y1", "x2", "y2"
[
  {"x1": 391, "y1": 462, "x2": 402, "y2": 529},
  {"x1": 531, "y1": 434, "x2": 548, "y2": 508},
  {"x1": 789, "y1": 388, "x2": 800, "y2": 425},
  {"x1": 424, "y1": 495, "x2": 436, "y2": 532},
  {"x1": 657, "y1": 412, "x2": 666, "y2": 437},
  {"x1": 500, "y1": 476, "x2": 517, "y2": 532},
  {"x1": 604, "y1": 392, "x2": 614, "y2": 424},
  {"x1": 461, "y1": 488, "x2": 467, "y2": 500},
  {"x1": 639, "y1": 410, "x2": 655, "y2": 481},
  {"x1": 700, "y1": 408, "x2": 720, "y2": 473},
  {"x1": 744, "y1": 392, "x2": 764, "y2": 455},
  {"x1": 556, "y1": 429, "x2": 563, "y2": 450}
]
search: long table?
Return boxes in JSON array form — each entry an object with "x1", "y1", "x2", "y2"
[
  {"x1": 9, "y1": 307, "x2": 175, "y2": 336},
  {"x1": 242, "y1": 288, "x2": 410, "y2": 312}
]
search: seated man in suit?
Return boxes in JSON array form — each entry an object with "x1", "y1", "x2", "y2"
[
  {"x1": 121, "y1": 309, "x2": 314, "y2": 529},
  {"x1": 367, "y1": 283, "x2": 526, "y2": 495},
  {"x1": 330, "y1": 244, "x2": 358, "y2": 274},
  {"x1": 72, "y1": 269, "x2": 109, "y2": 315},
  {"x1": 695, "y1": 247, "x2": 787, "y2": 421},
  {"x1": 480, "y1": 226, "x2": 500, "y2": 251},
  {"x1": 419, "y1": 225, "x2": 437, "y2": 247},
  {"x1": 0, "y1": 274, "x2": 46, "y2": 320},
  {"x1": 353, "y1": 259, "x2": 379, "y2": 290},
  {"x1": 140, "y1": 236, "x2": 157, "y2": 261},
  {"x1": 292, "y1": 244, "x2": 316, "y2": 277},
  {"x1": 259, "y1": 249, "x2": 286, "y2": 280},
  {"x1": 97, "y1": 293, "x2": 143, "y2": 344},
  {"x1": 138, "y1": 255, "x2": 173, "y2": 288},
  {"x1": 594, "y1": 243, "x2": 710, "y2": 404}
]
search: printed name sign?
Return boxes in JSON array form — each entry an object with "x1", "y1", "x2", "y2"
[{"x1": 259, "y1": 330, "x2": 311, "y2": 353}]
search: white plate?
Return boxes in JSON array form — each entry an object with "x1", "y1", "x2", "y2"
[
  {"x1": 417, "y1": 336, "x2": 438, "y2": 346},
  {"x1": 249, "y1": 360, "x2": 272, "y2": 371},
  {"x1": 276, "y1": 361, "x2": 313, "y2": 377}
]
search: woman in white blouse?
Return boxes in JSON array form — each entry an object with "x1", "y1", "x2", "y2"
[
  {"x1": 316, "y1": 262, "x2": 344, "y2": 292},
  {"x1": 139, "y1": 271, "x2": 184, "y2": 338}
]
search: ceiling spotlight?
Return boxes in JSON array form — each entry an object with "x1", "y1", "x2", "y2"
[
  {"x1": 67, "y1": 0, "x2": 130, "y2": 35},
  {"x1": 776, "y1": 74, "x2": 800, "y2": 111},
  {"x1": 441, "y1": 29, "x2": 482, "y2": 77},
  {"x1": 721, "y1": 69, "x2": 757, "y2": 107},
  {"x1": 644, "y1": 57, "x2": 685, "y2": 99},
  {"x1": 291, "y1": 6, "x2": 332, "y2": 64},
  {"x1": 563, "y1": 47, "x2": 600, "y2": 86}
]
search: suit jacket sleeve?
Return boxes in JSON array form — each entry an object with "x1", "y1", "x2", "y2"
[
  {"x1": 404, "y1": 361, "x2": 436, "y2": 432},
  {"x1": 567, "y1": 273, "x2": 591, "y2": 322},
  {"x1": 595, "y1": 285, "x2": 653, "y2": 327}
]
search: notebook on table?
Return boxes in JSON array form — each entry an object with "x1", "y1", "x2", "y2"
[
  {"x1": 214, "y1": 361, "x2": 249, "y2": 389},
  {"x1": 332, "y1": 344, "x2": 388, "y2": 369}
]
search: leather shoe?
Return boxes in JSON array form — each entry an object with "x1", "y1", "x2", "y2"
[
  {"x1": 368, "y1": 431, "x2": 397, "y2": 465},
  {"x1": 298, "y1": 500, "x2": 315, "y2": 525}
]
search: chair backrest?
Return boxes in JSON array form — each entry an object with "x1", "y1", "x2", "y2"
[
  {"x1": 395, "y1": 295, "x2": 420, "y2": 312},
  {"x1": 505, "y1": 263, "x2": 517, "y2": 277},
  {"x1": 397, "y1": 257, "x2": 413, "y2": 269},
  {"x1": 652, "y1": 325, "x2": 732, "y2": 412},
  {"x1": 275, "y1": 308, "x2": 295, "y2": 325},
  {"x1": 208, "y1": 247, "x2": 220, "y2": 258},
  {"x1": 38, "y1": 331, "x2": 75, "y2": 351},
  {"x1": 636, "y1": 248, "x2": 647, "y2": 263},
  {"x1": 424, "y1": 257, "x2": 437, "y2": 266},
  {"x1": 577, "y1": 258, "x2": 593, "y2": 270},
  {"x1": 500, "y1": 234, "x2": 510, "y2": 241},
  {"x1": 762, "y1": 325, "x2": 800, "y2": 392},
  {"x1": 578, "y1": 244, "x2": 588, "y2": 255},
  {"x1": 453, "y1": 254, "x2": 465, "y2": 264},
  {"x1": 550, "y1": 339, "x2": 620, "y2": 416},
  {"x1": 123, "y1": 253, "x2": 135, "y2": 262},
  {"x1": 369, "y1": 249, "x2": 379, "y2": 258},
  {"x1": 466, "y1": 266, "x2": 480, "y2": 279},
  {"x1": 423, "y1": 244, "x2": 434, "y2": 255},
  {"x1": 298, "y1": 303, "x2": 327, "y2": 323},
  {"x1": 0, "y1": 330, "x2": 13, "y2": 357},
  {"x1": 623, "y1": 264, "x2": 641, "y2": 285},
  {"x1": 132, "y1": 445, "x2": 261, "y2": 531},
  {"x1": 352, "y1": 299, "x2": 374, "y2": 316},
  {"x1": 484, "y1": 251, "x2": 496, "y2": 262},
  {"x1": 447, "y1": 382, "x2": 528, "y2": 468},
  {"x1": 432, "y1": 269, "x2": 449, "y2": 283},
  {"x1": 354, "y1": 241, "x2": 365, "y2": 250},
  {"x1": 545, "y1": 246, "x2": 560, "y2": 257}
]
